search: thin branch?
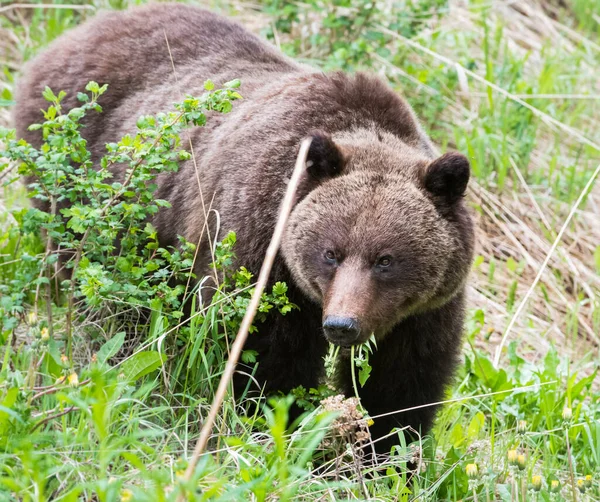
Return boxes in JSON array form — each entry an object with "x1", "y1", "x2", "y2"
[
  {"x1": 177, "y1": 138, "x2": 311, "y2": 495},
  {"x1": 30, "y1": 406, "x2": 78, "y2": 432},
  {"x1": 31, "y1": 378, "x2": 90, "y2": 401}
]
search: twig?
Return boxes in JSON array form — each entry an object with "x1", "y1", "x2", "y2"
[
  {"x1": 177, "y1": 138, "x2": 311, "y2": 496},
  {"x1": 31, "y1": 378, "x2": 90, "y2": 401},
  {"x1": 30, "y1": 405, "x2": 78, "y2": 432},
  {"x1": 32, "y1": 376, "x2": 66, "y2": 391}
]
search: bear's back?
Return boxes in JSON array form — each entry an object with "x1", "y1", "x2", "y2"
[{"x1": 14, "y1": 3, "x2": 297, "y2": 149}]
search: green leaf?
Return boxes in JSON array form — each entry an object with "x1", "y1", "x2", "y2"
[
  {"x1": 241, "y1": 350, "x2": 258, "y2": 364},
  {"x1": 204, "y1": 80, "x2": 215, "y2": 91},
  {"x1": 0, "y1": 388, "x2": 21, "y2": 433},
  {"x1": 0, "y1": 99, "x2": 15, "y2": 107},
  {"x1": 358, "y1": 362, "x2": 372, "y2": 387},
  {"x1": 85, "y1": 81, "x2": 100, "y2": 93},
  {"x1": 120, "y1": 351, "x2": 164, "y2": 381},
  {"x1": 97, "y1": 332, "x2": 126, "y2": 365},
  {"x1": 42, "y1": 86, "x2": 57, "y2": 102},
  {"x1": 467, "y1": 411, "x2": 486, "y2": 439},
  {"x1": 224, "y1": 79, "x2": 241, "y2": 88}
]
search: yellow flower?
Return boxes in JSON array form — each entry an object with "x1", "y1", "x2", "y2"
[
  {"x1": 550, "y1": 480, "x2": 560, "y2": 493},
  {"x1": 465, "y1": 463, "x2": 478, "y2": 478},
  {"x1": 507, "y1": 449, "x2": 518, "y2": 466},
  {"x1": 120, "y1": 489, "x2": 133, "y2": 502},
  {"x1": 531, "y1": 475, "x2": 542, "y2": 491},
  {"x1": 584, "y1": 474, "x2": 592, "y2": 488},
  {"x1": 28, "y1": 311, "x2": 38, "y2": 326},
  {"x1": 562, "y1": 406, "x2": 572, "y2": 420},
  {"x1": 517, "y1": 420, "x2": 527, "y2": 434},
  {"x1": 67, "y1": 372, "x2": 79, "y2": 387},
  {"x1": 40, "y1": 327, "x2": 50, "y2": 342},
  {"x1": 367, "y1": 418, "x2": 374, "y2": 427},
  {"x1": 516, "y1": 453, "x2": 526, "y2": 471},
  {"x1": 577, "y1": 478, "x2": 586, "y2": 493}
]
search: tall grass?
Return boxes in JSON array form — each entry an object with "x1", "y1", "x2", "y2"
[{"x1": 0, "y1": 0, "x2": 599, "y2": 500}]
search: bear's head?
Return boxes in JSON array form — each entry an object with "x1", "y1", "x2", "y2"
[{"x1": 282, "y1": 130, "x2": 475, "y2": 347}]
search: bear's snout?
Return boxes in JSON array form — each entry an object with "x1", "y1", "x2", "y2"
[{"x1": 323, "y1": 315, "x2": 361, "y2": 346}]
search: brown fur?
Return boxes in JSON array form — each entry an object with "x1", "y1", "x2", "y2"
[{"x1": 15, "y1": 3, "x2": 475, "y2": 455}]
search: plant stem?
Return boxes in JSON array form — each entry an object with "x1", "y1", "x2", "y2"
[
  {"x1": 350, "y1": 345, "x2": 361, "y2": 404},
  {"x1": 565, "y1": 426, "x2": 578, "y2": 502}
]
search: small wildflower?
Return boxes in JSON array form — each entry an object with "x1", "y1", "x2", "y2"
[
  {"x1": 576, "y1": 479, "x2": 586, "y2": 493},
  {"x1": 517, "y1": 453, "x2": 526, "y2": 471},
  {"x1": 175, "y1": 469, "x2": 186, "y2": 478},
  {"x1": 91, "y1": 353, "x2": 98, "y2": 364},
  {"x1": 367, "y1": 418, "x2": 374, "y2": 427},
  {"x1": 584, "y1": 474, "x2": 592, "y2": 488},
  {"x1": 120, "y1": 489, "x2": 133, "y2": 502},
  {"x1": 67, "y1": 372, "x2": 79, "y2": 387},
  {"x1": 517, "y1": 420, "x2": 527, "y2": 434},
  {"x1": 60, "y1": 354, "x2": 69, "y2": 365},
  {"x1": 508, "y1": 449, "x2": 519, "y2": 466},
  {"x1": 118, "y1": 372, "x2": 126, "y2": 380},
  {"x1": 40, "y1": 327, "x2": 50, "y2": 342},
  {"x1": 28, "y1": 311, "x2": 38, "y2": 326},
  {"x1": 531, "y1": 475, "x2": 542, "y2": 491},
  {"x1": 562, "y1": 406, "x2": 572, "y2": 421},
  {"x1": 550, "y1": 480, "x2": 560, "y2": 493},
  {"x1": 465, "y1": 463, "x2": 478, "y2": 478}
]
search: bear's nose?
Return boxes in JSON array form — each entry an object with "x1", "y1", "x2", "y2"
[{"x1": 323, "y1": 316, "x2": 361, "y2": 345}]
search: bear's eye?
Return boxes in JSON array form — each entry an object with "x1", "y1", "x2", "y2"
[
  {"x1": 376, "y1": 256, "x2": 392, "y2": 268},
  {"x1": 324, "y1": 250, "x2": 337, "y2": 263}
]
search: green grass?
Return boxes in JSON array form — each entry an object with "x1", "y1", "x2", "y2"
[{"x1": 1, "y1": 0, "x2": 600, "y2": 500}]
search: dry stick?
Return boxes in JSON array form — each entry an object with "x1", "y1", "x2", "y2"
[
  {"x1": 178, "y1": 139, "x2": 312, "y2": 493},
  {"x1": 493, "y1": 162, "x2": 600, "y2": 367},
  {"x1": 30, "y1": 405, "x2": 78, "y2": 432},
  {"x1": 31, "y1": 378, "x2": 90, "y2": 402}
]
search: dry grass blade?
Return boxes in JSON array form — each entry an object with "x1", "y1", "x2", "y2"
[
  {"x1": 178, "y1": 138, "x2": 312, "y2": 494},
  {"x1": 378, "y1": 25, "x2": 600, "y2": 153},
  {"x1": 493, "y1": 162, "x2": 600, "y2": 367}
]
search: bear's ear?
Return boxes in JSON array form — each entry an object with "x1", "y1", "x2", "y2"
[
  {"x1": 305, "y1": 131, "x2": 345, "y2": 182},
  {"x1": 423, "y1": 152, "x2": 470, "y2": 205}
]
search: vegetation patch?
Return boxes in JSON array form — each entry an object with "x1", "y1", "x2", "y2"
[{"x1": 0, "y1": 0, "x2": 599, "y2": 500}]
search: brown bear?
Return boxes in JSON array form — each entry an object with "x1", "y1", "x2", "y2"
[{"x1": 14, "y1": 3, "x2": 475, "y2": 455}]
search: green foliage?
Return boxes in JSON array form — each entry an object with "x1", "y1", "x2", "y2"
[
  {"x1": 0, "y1": 80, "x2": 313, "y2": 500},
  {"x1": 1, "y1": 0, "x2": 600, "y2": 500},
  {"x1": 261, "y1": 0, "x2": 448, "y2": 70},
  {"x1": 0, "y1": 80, "x2": 243, "y2": 337}
]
